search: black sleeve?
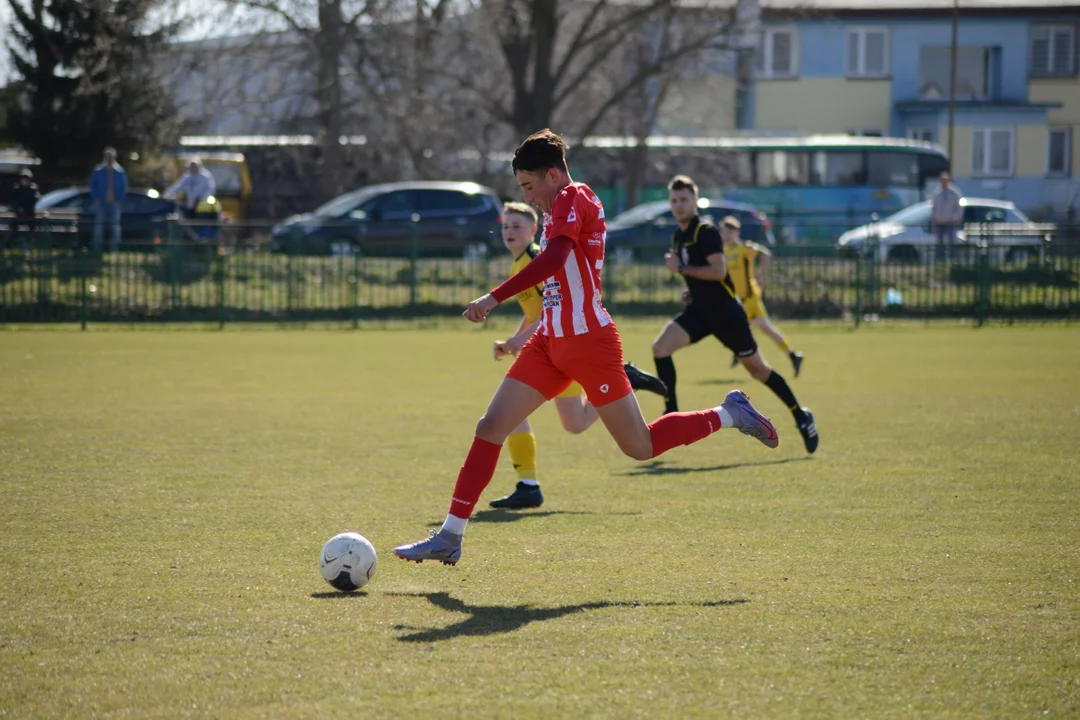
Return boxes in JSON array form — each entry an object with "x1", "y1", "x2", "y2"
[{"x1": 697, "y1": 224, "x2": 724, "y2": 258}]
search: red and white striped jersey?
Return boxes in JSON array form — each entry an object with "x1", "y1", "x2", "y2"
[{"x1": 539, "y1": 182, "x2": 612, "y2": 338}]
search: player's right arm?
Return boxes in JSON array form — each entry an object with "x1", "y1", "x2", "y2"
[
  {"x1": 679, "y1": 252, "x2": 728, "y2": 281},
  {"x1": 755, "y1": 246, "x2": 772, "y2": 292}
]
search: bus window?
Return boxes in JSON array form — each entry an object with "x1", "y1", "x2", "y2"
[
  {"x1": 715, "y1": 152, "x2": 753, "y2": 186},
  {"x1": 868, "y1": 152, "x2": 918, "y2": 187},
  {"x1": 814, "y1": 151, "x2": 866, "y2": 186},
  {"x1": 755, "y1": 152, "x2": 810, "y2": 186},
  {"x1": 917, "y1": 152, "x2": 949, "y2": 189}
]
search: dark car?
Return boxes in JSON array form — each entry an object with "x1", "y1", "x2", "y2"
[
  {"x1": 270, "y1": 181, "x2": 503, "y2": 257},
  {"x1": 604, "y1": 198, "x2": 775, "y2": 261},
  {"x1": 35, "y1": 187, "x2": 220, "y2": 248}
]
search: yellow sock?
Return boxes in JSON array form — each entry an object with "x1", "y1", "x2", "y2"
[
  {"x1": 507, "y1": 431, "x2": 538, "y2": 483},
  {"x1": 779, "y1": 338, "x2": 791, "y2": 353}
]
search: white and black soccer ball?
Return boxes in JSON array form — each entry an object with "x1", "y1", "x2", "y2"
[{"x1": 319, "y1": 532, "x2": 377, "y2": 591}]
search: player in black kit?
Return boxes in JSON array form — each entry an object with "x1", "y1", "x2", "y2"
[{"x1": 651, "y1": 175, "x2": 818, "y2": 454}]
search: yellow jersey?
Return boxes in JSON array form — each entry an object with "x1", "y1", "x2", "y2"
[
  {"x1": 508, "y1": 242, "x2": 545, "y2": 323},
  {"x1": 724, "y1": 242, "x2": 766, "y2": 300}
]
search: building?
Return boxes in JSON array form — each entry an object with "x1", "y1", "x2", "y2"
[{"x1": 744, "y1": 0, "x2": 1079, "y2": 215}]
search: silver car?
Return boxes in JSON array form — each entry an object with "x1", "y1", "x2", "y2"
[{"x1": 837, "y1": 198, "x2": 1052, "y2": 263}]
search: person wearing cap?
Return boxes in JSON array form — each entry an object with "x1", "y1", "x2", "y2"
[
  {"x1": 9, "y1": 168, "x2": 40, "y2": 249},
  {"x1": 719, "y1": 214, "x2": 804, "y2": 377}
]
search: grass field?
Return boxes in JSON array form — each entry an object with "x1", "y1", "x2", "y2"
[{"x1": 1, "y1": 321, "x2": 1078, "y2": 718}]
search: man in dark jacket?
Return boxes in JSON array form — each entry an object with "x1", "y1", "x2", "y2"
[{"x1": 9, "y1": 169, "x2": 40, "y2": 249}]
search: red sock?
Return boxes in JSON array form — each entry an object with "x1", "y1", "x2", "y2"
[
  {"x1": 648, "y1": 410, "x2": 722, "y2": 458},
  {"x1": 448, "y1": 436, "x2": 503, "y2": 519}
]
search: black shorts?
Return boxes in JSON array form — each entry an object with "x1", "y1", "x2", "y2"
[{"x1": 674, "y1": 304, "x2": 758, "y2": 357}]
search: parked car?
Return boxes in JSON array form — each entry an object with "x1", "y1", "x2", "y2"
[
  {"x1": 604, "y1": 197, "x2": 775, "y2": 261},
  {"x1": 270, "y1": 181, "x2": 503, "y2": 257},
  {"x1": 837, "y1": 198, "x2": 1052, "y2": 263},
  {"x1": 35, "y1": 187, "x2": 220, "y2": 248}
]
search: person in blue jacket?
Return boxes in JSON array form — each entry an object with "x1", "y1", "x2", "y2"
[{"x1": 89, "y1": 147, "x2": 128, "y2": 252}]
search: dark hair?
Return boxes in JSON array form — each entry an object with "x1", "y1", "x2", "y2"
[
  {"x1": 667, "y1": 175, "x2": 698, "y2": 195},
  {"x1": 503, "y1": 201, "x2": 538, "y2": 224},
  {"x1": 512, "y1": 129, "x2": 569, "y2": 174}
]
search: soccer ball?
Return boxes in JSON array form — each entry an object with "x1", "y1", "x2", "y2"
[{"x1": 319, "y1": 532, "x2": 377, "y2": 591}]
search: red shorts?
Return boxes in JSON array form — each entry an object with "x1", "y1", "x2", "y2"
[{"x1": 506, "y1": 323, "x2": 633, "y2": 408}]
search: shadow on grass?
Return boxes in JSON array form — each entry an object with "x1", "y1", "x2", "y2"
[
  {"x1": 388, "y1": 592, "x2": 747, "y2": 642},
  {"x1": 425, "y1": 509, "x2": 640, "y2": 527},
  {"x1": 310, "y1": 590, "x2": 371, "y2": 599},
  {"x1": 616, "y1": 457, "x2": 812, "y2": 477},
  {"x1": 695, "y1": 377, "x2": 744, "y2": 385}
]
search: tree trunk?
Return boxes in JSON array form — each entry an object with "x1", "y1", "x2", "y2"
[{"x1": 316, "y1": 0, "x2": 346, "y2": 198}]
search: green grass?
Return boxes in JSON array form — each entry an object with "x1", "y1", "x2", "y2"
[{"x1": 1, "y1": 322, "x2": 1078, "y2": 718}]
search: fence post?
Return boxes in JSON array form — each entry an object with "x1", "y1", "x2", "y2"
[
  {"x1": 854, "y1": 249, "x2": 862, "y2": 328},
  {"x1": 976, "y1": 243, "x2": 990, "y2": 327},
  {"x1": 868, "y1": 241, "x2": 878, "y2": 317},
  {"x1": 167, "y1": 219, "x2": 179, "y2": 314},
  {"x1": 351, "y1": 248, "x2": 361, "y2": 329},
  {"x1": 286, "y1": 251, "x2": 294, "y2": 318},
  {"x1": 79, "y1": 247, "x2": 88, "y2": 331},
  {"x1": 216, "y1": 246, "x2": 226, "y2": 330},
  {"x1": 409, "y1": 213, "x2": 420, "y2": 307}
]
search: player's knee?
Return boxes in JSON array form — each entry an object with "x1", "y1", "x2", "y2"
[
  {"x1": 474, "y1": 414, "x2": 508, "y2": 443},
  {"x1": 747, "y1": 361, "x2": 771, "y2": 381},
  {"x1": 620, "y1": 440, "x2": 653, "y2": 461},
  {"x1": 651, "y1": 339, "x2": 669, "y2": 358},
  {"x1": 560, "y1": 417, "x2": 589, "y2": 434}
]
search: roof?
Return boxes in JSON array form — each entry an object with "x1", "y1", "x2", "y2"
[
  {"x1": 583, "y1": 134, "x2": 946, "y2": 154},
  {"x1": 895, "y1": 101, "x2": 1065, "y2": 112},
  {"x1": 760, "y1": 0, "x2": 1075, "y2": 8},
  {"x1": 907, "y1": 197, "x2": 1019, "y2": 208}
]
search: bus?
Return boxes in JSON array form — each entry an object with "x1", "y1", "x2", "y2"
[{"x1": 575, "y1": 135, "x2": 949, "y2": 245}]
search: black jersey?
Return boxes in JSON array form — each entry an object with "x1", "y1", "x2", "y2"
[{"x1": 671, "y1": 216, "x2": 741, "y2": 314}]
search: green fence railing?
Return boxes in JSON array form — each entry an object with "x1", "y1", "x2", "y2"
[{"x1": 1, "y1": 240, "x2": 1077, "y2": 327}]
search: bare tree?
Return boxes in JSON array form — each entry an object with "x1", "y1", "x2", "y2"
[
  {"x1": 199, "y1": 0, "x2": 375, "y2": 197},
  {"x1": 440, "y1": 0, "x2": 757, "y2": 143}
]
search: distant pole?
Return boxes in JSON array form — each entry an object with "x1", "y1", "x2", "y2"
[{"x1": 947, "y1": 0, "x2": 958, "y2": 166}]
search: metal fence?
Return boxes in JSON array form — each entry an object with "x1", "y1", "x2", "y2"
[{"x1": 1, "y1": 223, "x2": 1077, "y2": 327}]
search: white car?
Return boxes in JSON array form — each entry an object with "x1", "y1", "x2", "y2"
[{"x1": 837, "y1": 198, "x2": 1053, "y2": 263}]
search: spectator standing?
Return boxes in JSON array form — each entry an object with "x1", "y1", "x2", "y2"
[
  {"x1": 9, "y1": 169, "x2": 40, "y2": 250},
  {"x1": 90, "y1": 147, "x2": 127, "y2": 252},
  {"x1": 166, "y1": 160, "x2": 216, "y2": 217},
  {"x1": 931, "y1": 171, "x2": 963, "y2": 259}
]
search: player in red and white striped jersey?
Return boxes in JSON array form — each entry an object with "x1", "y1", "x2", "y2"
[
  {"x1": 393, "y1": 130, "x2": 780, "y2": 566},
  {"x1": 536, "y1": 181, "x2": 610, "y2": 338}
]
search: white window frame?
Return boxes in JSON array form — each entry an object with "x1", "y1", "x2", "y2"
[
  {"x1": 1030, "y1": 24, "x2": 1077, "y2": 76},
  {"x1": 1047, "y1": 127, "x2": 1072, "y2": 177},
  {"x1": 757, "y1": 27, "x2": 798, "y2": 79},
  {"x1": 846, "y1": 27, "x2": 890, "y2": 78},
  {"x1": 906, "y1": 127, "x2": 934, "y2": 142},
  {"x1": 971, "y1": 127, "x2": 1015, "y2": 178}
]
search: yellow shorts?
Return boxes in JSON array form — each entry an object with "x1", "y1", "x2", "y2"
[
  {"x1": 742, "y1": 295, "x2": 767, "y2": 321},
  {"x1": 556, "y1": 381, "x2": 585, "y2": 399}
]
